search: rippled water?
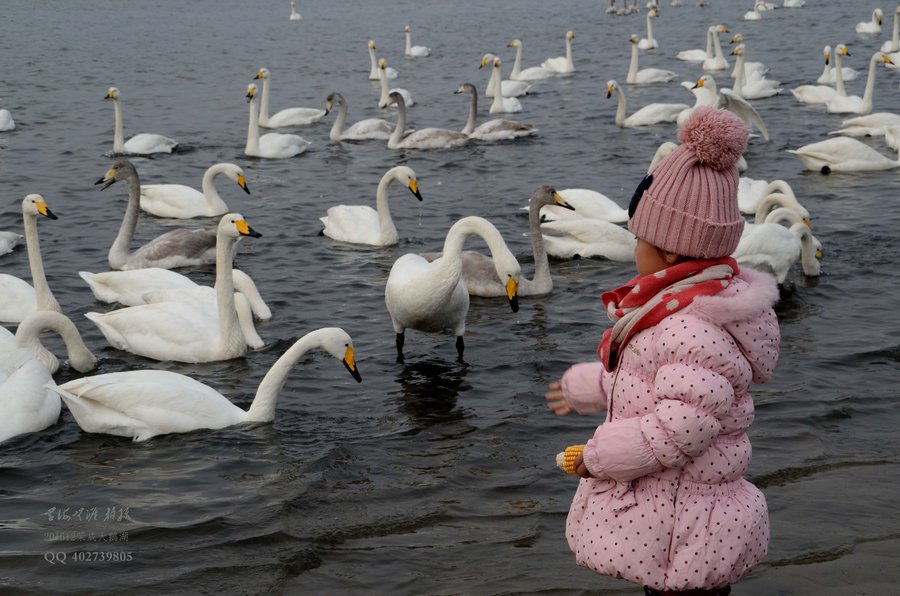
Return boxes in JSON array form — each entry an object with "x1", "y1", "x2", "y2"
[{"x1": 2, "y1": 0, "x2": 899, "y2": 593}]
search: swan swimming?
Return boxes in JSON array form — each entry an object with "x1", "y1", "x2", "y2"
[
  {"x1": 0, "y1": 231, "x2": 22, "y2": 255},
  {"x1": 253, "y1": 68, "x2": 326, "y2": 127},
  {"x1": 289, "y1": 0, "x2": 301, "y2": 21},
  {"x1": 368, "y1": 40, "x2": 398, "y2": 80},
  {"x1": 825, "y1": 52, "x2": 894, "y2": 115},
  {"x1": 488, "y1": 58, "x2": 523, "y2": 114},
  {"x1": 0, "y1": 108, "x2": 15, "y2": 131},
  {"x1": 48, "y1": 327, "x2": 361, "y2": 443},
  {"x1": 680, "y1": 75, "x2": 769, "y2": 140},
  {"x1": 734, "y1": 211, "x2": 821, "y2": 284},
  {"x1": 541, "y1": 31, "x2": 576, "y2": 74},
  {"x1": 676, "y1": 25, "x2": 716, "y2": 62},
  {"x1": 139, "y1": 163, "x2": 250, "y2": 219},
  {"x1": 385, "y1": 216, "x2": 521, "y2": 362},
  {"x1": 377, "y1": 58, "x2": 414, "y2": 108},
  {"x1": 816, "y1": 44, "x2": 858, "y2": 84},
  {"x1": 245, "y1": 84, "x2": 311, "y2": 158},
  {"x1": 386, "y1": 92, "x2": 469, "y2": 150},
  {"x1": 481, "y1": 53, "x2": 531, "y2": 98},
  {"x1": 104, "y1": 87, "x2": 177, "y2": 155},
  {"x1": 626, "y1": 34, "x2": 676, "y2": 84},
  {"x1": 325, "y1": 91, "x2": 394, "y2": 141},
  {"x1": 638, "y1": 10, "x2": 659, "y2": 49},
  {"x1": 0, "y1": 195, "x2": 61, "y2": 324},
  {"x1": 731, "y1": 45, "x2": 781, "y2": 99},
  {"x1": 456, "y1": 83, "x2": 537, "y2": 141},
  {"x1": 880, "y1": 7, "x2": 900, "y2": 53},
  {"x1": 404, "y1": 25, "x2": 431, "y2": 57},
  {"x1": 607, "y1": 79, "x2": 689, "y2": 128},
  {"x1": 540, "y1": 217, "x2": 638, "y2": 261},
  {"x1": 702, "y1": 25, "x2": 729, "y2": 70},
  {"x1": 320, "y1": 165, "x2": 423, "y2": 246},
  {"x1": 856, "y1": 8, "x2": 884, "y2": 34},
  {"x1": 507, "y1": 38, "x2": 554, "y2": 81},
  {"x1": 829, "y1": 112, "x2": 900, "y2": 138},
  {"x1": 788, "y1": 128, "x2": 900, "y2": 173},
  {"x1": 537, "y1": 188, "x2": 628, "y2": 223}
]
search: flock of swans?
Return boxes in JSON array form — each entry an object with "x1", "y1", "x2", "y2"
[{"x1": 1, "y1": 2, "x2": 896, "y2": 447}]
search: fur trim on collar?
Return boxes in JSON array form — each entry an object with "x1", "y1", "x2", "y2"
[{"x1": 687, "y1": 268, "x2": 778, "y2": 324}]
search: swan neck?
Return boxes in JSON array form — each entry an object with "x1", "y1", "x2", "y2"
[
  {"x1": 462, "y1": 91, "x2": 477, "y2": 135},
  {"x1": 528, "y1": 201, "x2": 550, "y2": 289},
  {"x1": 733, "y1": 55, "x2": 745, "y2": 94},
  {"x1": 258, "y1": 77, "x2": 271, "y2": 124},
  {"x1": 712, "y1": 30, "x2": 724, "y2": 60},
  {"x1": 112, "y1": 99, "x2": 124, "y2": 154},
  {"x1": 245, "y1": 96, "x2": 260, "y2": 155},
  {"x1": 705, "y1": 28, "x2": 713, "y2": 56},
  {"x1": 247, "y1": 331, "x2": 322, "y2": 422},
  {"x1": 486, "y1": 64, "x2": 498, "y2": 97},
  {"x1": 405, "y1": 32, "x2": 412, "y2": 54},
  {"x1": 200, "y1": 165, "x2": 225, "y2": 206},
  {"x1": 893, "y1": 11, "x2": 900, "y2": 50},
  {"x1": 330, "y1": 95, "x2": 349, "y2": 141},
  {"x1": 614, "y1": 86, "x2": 626, "y2": 126},
  {"x1": 388, "y1": 98, "x2": 407, "y2": 148},
  {"x1": 375, "y1": 171, "x2": 398, "y2": 240},
  {"x1": 16, "y1": 311, "x2": 95, "y2": 373},
  {"x1": 512, "y1": 44, "x2": 523, "y2": 77},
  {"x1": 378, "y1": 67, "x2": 389, "y2": 106},
  {"x1": 627, "y1": 43, "x2": 639, "y2": 82},
  {"x1": 861, "y1": 54, "x2": 879, "y2": 105},
  {"x1": 796, "y1": 227, "x2": 817, "y2": 270},
  {"x1": 214, "y1": 233, "x2": 240, "y2": 345},
  {"x1": 490, "y1": 66, "x2": 504, "y2": 111},
  {"x1": 109, "y1": 173, "x2": 141, "y2": 269},
  {"x1": 833, "y1": 52, "x2": 846, "y2": 95},
  {"x1": 23, "y1": 211, "x2": 59, "y2": 311},
  {"x1": 442, "y1": 216, "x2": 505, "y2": 263},
  {"x1": 646, "y1": 15, "x2": 654, "y2": 41},
  {"x1": 565, "y1": 37, "x2": 573, "y2": 67}
]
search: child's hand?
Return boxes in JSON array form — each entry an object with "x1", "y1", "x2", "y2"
[
  {"x1": 573, "y1": 453, "x2": 592, "y2": 478},
  {"x1": 545, "y1": 380, "x2": 572, "y2": 416}
]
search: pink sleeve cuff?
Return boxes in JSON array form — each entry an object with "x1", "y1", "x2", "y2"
[{"x1": 561, "y1": 362, "x2": 609, "y2": 414}]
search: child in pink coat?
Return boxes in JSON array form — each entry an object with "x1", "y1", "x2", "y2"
[{"x1": 546, "y1": 107, "x2": 780, "y2": 596}]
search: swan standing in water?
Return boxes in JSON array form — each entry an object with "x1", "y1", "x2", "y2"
[
  {"x1": 626, "y1": 34, "x2": 677, "y2": 84},
  {"x1": 856, "y1": 8, "x2": 884, "y2": 34},
  {"x1": 506, "y1": 38, "x2": 554, "y2": 81},
  {"x1": 825, "y1": 52, "x2": 894, "y2": 115},
  {"x1": 253, "y1": 68, "x2": 326, "y2": 127},
  {"x1": 404, "y1": 25, "x2": 430, "y2": 57},
  {"x1": 788, "y1": 127, "x2": 900, "y2": 172},
  {"x1": 104, "y1": 87, "x2": 177, "y2": 155},
  {"x1": 139, "y1": 163, "x2": 250, "y2": 219},
  {"x1": 1, "y1": 311, "x2": 97, "y2": 443},
  {"x1": 606, "y1": 79, "x2": 689, "y2": 128},
  {"x1": 481, "y1": 53, "x2": 531, "y2": 98},
  {"x1": 320, "y1": 165, "x2": 423, "y2": 246},
  {"x1": 455, "y1": 83, "x2": 537, "y2": 141},
  {"x1": 86, "y1": 214, "x2": 263, "y2": 363},
  {"x1": 48, "y1": 327, "x2": 361, "y2": 443},
  {"x1": 386, "y1": 92, "x2": 469, "y2": 149},
  {"x1": 488, "y1": 58, "x2": 523, "y2": 114},
  {"x1": 0, "y1": 108, "x2": 14, "y2": 131},
  {"x1": 638, "y1": 10, "x2": 658, "y2": 49},
  {"x1": 289, "y1": 0, "x2": 301, "y2": 21},
  {"x1": 245, "y1": 84, "x2": 311, "y2": 159},
  {"x1": 377, "y1": 58, "x2": 414, "y2": 108},
  {"x1": 541, "y1": 31, "x2": 576, "y2": 74},
  {"x1": 368, "y1": 40, "x2": 398, "y2": 80},
  {"x1": 423, "y1": 186, "x2": 571, "y2": 297},
  {"x1": 325, "y1": 91, "x2": 394, "y2": 141},
  {"x1": 97, "y1": 160, "x2": 226, "y2": 270},
  {"x1": 0, "y1": 195, "x2": 60, "y2": 324},
  {"x1": 734, "y1": 210, "x2": 821, "y2": 284},
  {"x1": 385, "y1": 216, "x2": 521, "y2": 362}
]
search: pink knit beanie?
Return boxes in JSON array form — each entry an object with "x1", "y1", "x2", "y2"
[{"x1": 628, "y1": 107, "x2": 749, "y2": 258}]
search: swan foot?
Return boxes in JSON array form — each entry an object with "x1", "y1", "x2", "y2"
[
  {"x1": 396, "y1": 332, "x2": 405, "y2": 363},
  {"x1": 456, "y1": 336, "x2": 465, "y2": 362}
]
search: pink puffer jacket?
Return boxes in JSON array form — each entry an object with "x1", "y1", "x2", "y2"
[{"x1": 561, "y1": 269, "x2": 780, "y2": 591}]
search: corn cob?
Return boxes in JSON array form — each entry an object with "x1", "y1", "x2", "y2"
[{"x1": 556, "y1": 444, "x2": 585, "y2": 475}]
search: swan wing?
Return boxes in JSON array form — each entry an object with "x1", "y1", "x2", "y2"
[
  {"x1": 676, "y1": 49, "x2": 707, "y2": 62},
  {"x1": 790, "y1": 85, "x2": 836, "y2": 105},
  {"x1": 541, "y1": 56, "x2": 568, "y2": 72},
  {"x1": 399, "y1": 128, "x2": 470, "y2": 149},
  {"x1": 79, "y1": 268, "x2": 197, "y2": 305},
  {"x1": 0, "y1": 359, "x2": 59, "y2": 442},
  {"x1": 127, "y1": 228, "x2": 218, "y2": 270},
  {"x1": 624, "y1": 102, "x2": 690, "y2": 127},
  {"x1": 258, "y1": 132, "x2": 311, "y2": 158},
  {"x1": 140, "y1": 184, "x2": 227, "y2": 218},
  {"x1": 826, "y1": 94, "x2": 863, "y2": 114},
  {"x1": 499, "y1": 80, "x2": 531, "y2": 97},
  {"x1": 266, "y1": 107, "x2": 327, "y2": 127},
  {"x1": 123, "y1": 133, "x2": 177, "y2": 155},
  {"x1": 718, "y1": 88, "x2": 769, "y2": 140},
  {"x1": 635, "y1": 68, "x2": 678, "y2": 84},
  {"x1": 540, "y1": 189, "x2": 628, "y2": 223},
  {"x1": 0, "y1": 274, "x2": 37, "y2": 323},
  {"x1": 515, "y1": 66, "x2": 554, "y2": 81},
  {"x1": 471, "y1": 119, "x2": 537, "y2": 141},
  {"x1": 321, "y1": 205, "x2": 384, "y2": 245},
  {"x1": 341, "y1": 118, "x2": 394, "y2": 140},
  {"x1": 0, "y1": 231, "x2": 22, "y2": 255}
]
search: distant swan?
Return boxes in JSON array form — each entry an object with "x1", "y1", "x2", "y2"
[
  {"x1": 680, "y1": 75, "x2": 769, "y2": 140},
  {"x1": 481, "y1": 53, "x2": 531, "y2": 98},
  {"x1": 507, "y1": 38, "x2": 554, "y2": 81},
  {"x1": 253, "y1": 68, "x2": 325, "y2": 127},
  {"x1": 104, "y1": 87, "x2": 177, "y2": 155},
  {"x1": 368, "y1": 40, "x2": 398, "y2": 80},
  {"x1": 0, "y1": 231, "x2": 22, "y2": 255},
  {"x1": 245, "y1": 83, "x2": 311, "y2": 158},
  {"x1": 377, "y1": 58, "x2": 414, "y2": 108},
  {"x1": 289, "y1": 0, "x2": 301, "y2": 21},
  {"x1": 456, "y1": 83, "x2": 537, "y2": 141},
  {"x1": 86, "y1": 213, "x2": 263, "y2": 363},
  {"x1": 325, "y1": 91, "x2": 394, "y2": 141},
  {"x1": 788, "y1": 130, "x2": 900, "y2": 173},
  {"x1": 607, "y1": 79, "x2": 689, "y2": 127},
  {"x1": 387, "y1": 92, "x2": 469, "y2": 149},
  {"x1": 816, "y1": 44, "x2": 858, "y2": 84},
  {"x1": 743, "y1": 1, "x2": 763, "y2": 21},
  {"x1": 638, "y1": 11, "x2": 658, "y2": 49},
  {"x1": 97, "y1": 160, "x2": 223, "y2": 270},
  {"x1": 0, "y1": 108, "x2": 14, "y2": 131},
  {"x1": 676, "y1": 25, "x2": 715, "y2": 62},
  {"x1": 139, "y1": 163, "x2": 249, "y2": 219},
  {"x1": 731, "y1": 44, "x2": 781, "y2": 99},
  {"x1": 542, "y1": 30, "x2": 576, "y2": 73},
  {"x1": 626, "y1": 34, "x2": 676, "y2": 84},
  {"x1": 320, "y1": 165, "x2": 423, "y2": 246},
  {"x1": 0, "y1": 195, "x2": 60, "y2": 324},
  {"x1": 385, "y1": 216, "x2": 521, "y2": 362},
  {"x1": 826, "y1": 52, "x2": 894, "y2": 115},
  {"x1": 856, "y1": 8, "x2": 884, "y2": 34},
  {"x1": 488, "y1": 58, "x2": 523, "y2": 114},
  {"x1": 702, "y1": 25, "x2": 729, "y2": 70},
  {"x1": 49, "y1": 327, "x2": 361, "y2": 442},
  {"x1": 881, "y1": 7, "x2": 900, "y2": 53},
  {"x1": 404, "y1": 25, "x2": 431, "y2": 57}
]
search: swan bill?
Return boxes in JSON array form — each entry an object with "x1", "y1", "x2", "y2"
[
  {"x1": 237, "y1": 174, "x2": 250, "y2": 194},
  {"x1": 408, "y1": 179, "x2": 423, "y2": 201},
  {"x1": 95, "y1": 166, "x2": 119, "y2": 190},
  {"x1": 235, "y1": 219, "x2": 262, "y2": 238},
  {"x1": 506, "y1": 277, "x2": 520, "y2": 312},
  {"x1": 343, "y1": 346, "x2": 362, "y2": 382},
  {"x1": 553, "y1": 191, "x2": 575, "y2": 211},
  {"x1": 37, "y1": 201, "x2": 58, "y2": 220}
]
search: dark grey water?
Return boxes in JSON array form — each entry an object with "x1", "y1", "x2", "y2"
[{"x1": 1, "y1": 0, "x2": 899, "y2": 593}]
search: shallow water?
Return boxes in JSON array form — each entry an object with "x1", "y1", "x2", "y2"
[{"x1": 1, "y1": 0, "x2": 899, "y2": 593}]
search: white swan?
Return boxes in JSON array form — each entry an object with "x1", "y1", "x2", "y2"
[
  {"x1": 244, "y1": 84, "x2": 311, "y2": 159},
  {"x1": 320, "y1": 165, "x2": 423, "y2": 246},
  {"x1": 368, "y1": 40, "x2": 398, "y2": 80},
  {"x1": 729, "y1": 34, "x2": 769, "y2": 79},
  {"x1": 743, "y1": 1, "x2": 763, "y2": 21},
  {"x1": 49, "y1": 327, "x2": 361, "y2": 443},
  {"x1": 386, "y1": 92, "x2": 469, "y2": 150},
  {"x1": 404, "y1": 25, "x2": 431, "y2": 57},
  {"x1": 0, "y1": 195, "x2": 61, "y2": 324},
  {"x1": 829, "y1": 112, "x2": 900, "y2": 137},
  {"x1": 788, "y1": 131, "x2": 900, "y2": 172},
  {"x1": 626, "y1": 34, "x2": 677, "y2": 84},
  {"x1": 0, "y1": 109, "x2": 14, "y2": 131},
  {"x1": 325, "y1": 91, "x2": 394, "y2": 141},
  {"x1": 489, "y1": 58, "x2": 523, "y2": 114},
  {"x1": 1, "y1": 311, "x2": 97, "y2": 443},
  {"x1": 731, "y1": 45, "x2": 781, "y2": 99},
  {"x1": 377, "y1": 58, "x2": 414, "y2": 108},
  {"x1": 676, "y1": 25, "x2": 715, "y2": 62},
  {"x1": 737, "y1": 178, "x2": 801, "y2": 215},
  {"x1": 537, "y1": 188, "x2": 628, "y2": 223},
  {"x1": 826, "y1": 52, "x2": 894, "y2": 115},
  {"x1": 139, "y1": 163, "x2": 250, "y2": 219},
  {"x1": 638, "y1": 11, "x2": 658, "y2": 49},
  {"x1": 507, "y1": 38, "x2": 554, "y2": 81},
  {"x1": 542, "y1": 31, "x2": 576, "y2": 73},
  {"x1": 856, "y1": 8, "x2": 884, "y2": 34},
  {"x1": 0, "y1": 231, "x2": 22, "y2": 255},
  {"x1": 816, "y1": 45, "x2": 858, "y2": 84},
  {"x1": 253, "y1": 68, "x2": 325, "y2": 127},
  {"x1": 540, "y1": 218, "x2": 637, "y2": 261},
  {"x1": 97, "y1": 160, "x2": 223, "y2": 270},
  {"x1": 680, "y1": 75, "x2": 769, "y2": 140},
  {"x1": 85, "y1": 213, "x2": 262, "y2": 363},
  {"x1": 607, "y1": 79, "x2": 689, "y2": 128},
  {"x1": 782, "y1": 0, "x2": 804, "y2": 6},
  {"x1": 423, "y1": 187, "x2": 572, "y2": 297},
  {"x1": 385, "y1": 216, "x2": 521, "y2": 362},
  {"x1": 881, "y1": 7, "x2": 900, "y2": 53},
  {"x1": 456, "y1": 83, "x2": 537, "y2": 141},
  {"x1": 289, "y1": 0, "x2": 301, "y2": 21},
  {"x1": 481, "y1": 53, "x2": 531, "y2": 98},
  {"x1": 752, "y1": 191, "x2": 811, "y2": 224},
  {"x1": 104, "y1": 87, "x2": 177, "y2": 155},
  {"x1": 734, "y1": 212, "x2": 821, "y2": 283},
  {"x1": 702, "y1": 25, "x2": 729, "y2": 70},
  {"x1": 793, "y1": 47, "x2": 845, "y2": 104}
]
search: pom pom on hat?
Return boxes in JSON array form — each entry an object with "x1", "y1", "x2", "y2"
[{"x1": 677, "y1": 107, "x2": 748, "y2": 171}]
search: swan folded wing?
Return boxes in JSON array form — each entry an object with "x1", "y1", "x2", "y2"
[
  {"x1": 472, "y1": 120, "x2": 537, "y2": 141},
  {"x1": 719, "y1": 89, "x2": 769, "y2": 140},
  {"x1": 541, "y1": 57, "x2": 567, "y2": 72},
  {"x1": 0, "y1": 275, "x2": 37, "y2": 322},
  {"x1": 625, "y1": 103, "x2": 689, "y2": 127},
  {"x1": 342, "y1": 119, "x2": 393, "y2": 140},
  {"x1": 636, "y1": 68, "x2": 677, "y2": 84},
  {"x1": 140, "y1": 184, "x2": 212, "y2": 218},
  {"x1": 266, "y1": 108, "x2": 326, "y2": 127},
  {"x1": 79, "y1": 269, "x2": 197, "y2": 305},
  {"x1": 322, "y1": 205, "x2": 381, "y2": 244},
  {"x1": 259, "y1": 132, "x2": 310, "y2": 158},
  {"x1": 123, "y1": 133, "x2": 177, "y2": 155},
  {"x1": 0, "y1": 360, "x2": 58, "y2": 442},
  {"x1": 127, "y1": 228, "x2": 218, "y2": 270},
  {"x1": 401, "y1": 129, "x2": 470, "y2": 149}
]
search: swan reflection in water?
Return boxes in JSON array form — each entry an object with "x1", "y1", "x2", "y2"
[{"x1": 391, "y1": 359, "x2": 470, "y2": 427}]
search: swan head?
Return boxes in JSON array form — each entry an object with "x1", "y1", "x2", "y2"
[
  {"x1": 492, "y1": 57, "x2": 502, "y2": 71},
  {"x1": 629, "y1": 34, "x2": 639, "y2": 44},
  {"x1": 368, "y1": 40, "x2": 376, "y2": 50},
  {"x1": 254, "y1": 67, "x2": 270, "y2": 81},
  {"x1": 693, "y1": 74, "x2": 716, "y2": 91},
  {"x1": 246, "y1": 83, "x2": 258, "y2": 103},
  {"x1": 648, "y1": 10, "x2": 657, "y2": 18},
  {"x1": 823, "y1": 46, "x2": 831, "y2": 65},
  {"x1": 390, "y1": 165, "x2": 422, "y2": 201},
  {"x1": 835, "y1": 44, "x2": 849, "y2": 57},
  {"x1": 22, "y1": 194, "x2": 58, "y2": 220},
  {"x1": 95, "y1": 159, "x2": 137, "y2": 190},
  {"x1": 455, "y1": 83, "x2": 476, "y2": 96},
  {"x1": 731, "y1": 33, "x2": 743, "y2": 44},
  {"x1": 879, "y1": 52, "x2": 895, "y2": 66},
  {"x1": 223, "y1": 165, "x2": 250, "y2": 195},
  {"x1": 533, "y1": 185, "x2": 574, "y2": 211},
  {"x1": 480, "y1": 52, "x2": 495, "y2": 68},
  {"x1": 220, "y1": 213, "x2": 262, "y2": 240},
  {"x1": 387, "y1": 91, "x2": 406, "y2": 109},
  {"x1": 104, "y1": 87, "x2": 120, "y2": 101},
  {"x1": 874, "y1": 8, "x2": 884, "y2": 23},
  {"x1": 732, "y1": 44, "x2": 745, "y2": 57},
  {"x1": 404, "y1": 25, "x2": 411, "y2": 33},
  {"x1": 710, "y1": 24, "x2": 728, "y2": 34},
  {"x1": 313, "y1": 328, "x2": 362, "y2": 383},
  {"x1": 324, "y1": 91, "x2": 344, "y2": 115},
  {"x1": 507, "y1": 39, "x2": 522, "y2": 48},
  {"x1": 566, "y1": 30, "x2": 575, "y2": 40},
  {"x1": 379, "y1": 57, "x2": 388, "y2": 70},
  {"x1": 606, "y1": 79, "x2": 619, "y2": 98}
]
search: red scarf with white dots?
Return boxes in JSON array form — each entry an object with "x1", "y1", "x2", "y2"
[{"x1": 597, "y1": 257, "x2": 739, "y2": 371}]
